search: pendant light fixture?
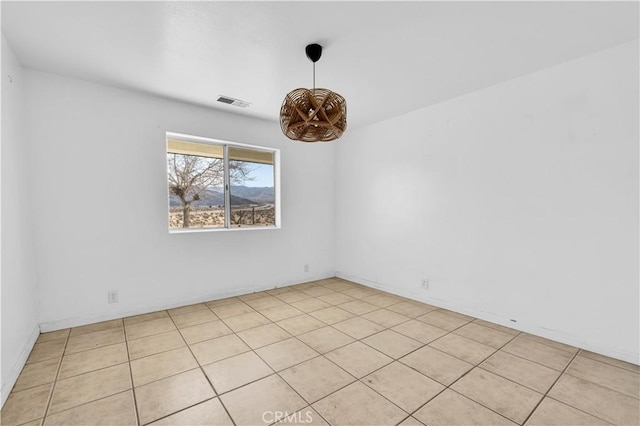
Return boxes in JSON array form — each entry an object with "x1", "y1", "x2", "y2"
[{"x1": 280, "y1": 43, "x2": 347, "y2": 142}]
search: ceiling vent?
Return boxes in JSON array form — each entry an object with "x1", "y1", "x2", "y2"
[{"x1": 217, "y1": 95, "x2": 251, "y2": 108}]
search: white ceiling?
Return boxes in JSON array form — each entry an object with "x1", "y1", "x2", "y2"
[{"x1": 2, "y1": 1, "x2": 638, "y2": 129}]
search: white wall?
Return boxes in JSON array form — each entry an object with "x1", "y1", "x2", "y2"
[
  {"x1": 24, "y1": 70, "x2": 336, "y2": 330},
  {"x1": 336, "y1": 41, "x2": 639, "y2": 364},
  {"x1": 1, "y1": 36, "x2": 39, "y2": 405}
]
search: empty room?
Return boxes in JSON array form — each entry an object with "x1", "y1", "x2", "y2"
[{"x1": 1, "y1": 1, "x2": 638, "y2": 425}]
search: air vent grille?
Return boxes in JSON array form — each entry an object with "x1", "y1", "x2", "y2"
[{"x1": 217, "y1": 96, "x2": 251, "y2": 108}]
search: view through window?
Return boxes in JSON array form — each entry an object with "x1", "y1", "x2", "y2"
[{"x1": 167, "y1": 134, "x2": 278, "y2": 231}]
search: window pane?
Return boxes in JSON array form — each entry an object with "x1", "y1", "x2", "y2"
[
  {"x1": 167, "y1": 151, "x2": 226, "y2": 229},
  {"x1": 229, "y1": 148, "x2": 275, "y2": 227}
]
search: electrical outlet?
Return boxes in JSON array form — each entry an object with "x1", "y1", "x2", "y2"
[
  {"x1": 304, "y1": 264, "x2": 309, "y2": 273},
  {"x1": 421, "y1": 279, "x2": 429, "y2": 290},
  {"x1": 108, "y1": 291, "x2": 118, "y2": 303}
]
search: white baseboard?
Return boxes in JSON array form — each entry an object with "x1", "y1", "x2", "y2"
[
  {"x1": 39, "y1": 274, "x2": 335, "y2": 333},
  {"x1": 1, "y1": 324, "x2": 40, "y2": 408},
  {"x1": 336, "y1": 271, "x2": 640, "y2": 366}
]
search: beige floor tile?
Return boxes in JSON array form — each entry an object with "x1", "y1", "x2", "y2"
[
  {"x1": 521, "y1": 333, "x2": 579, "y2": 354},
  {"x1": 280, "y1": 356, "x2": 355, "y2": 403},
  {"x1": 210, "y1": 301, "x2": 255, "y2": 319},
  {"x1": 400, "y1": 346, "x2": 473, "y2": 386},
  {"x1": 397, "y1": 416, "x2": 424, "y2": 426},
  {"x1": 313, "y1": 381, "x2": 407, "y2": 426},
  {"x1": 130, "y1": 347, "x2": 198, "y2": 386},
  {"x1": 362, "y1": 309, "x2": 409, "y2": 328},
  {"x1": 453, "y1": 322, "x2": 515, "y2": 348},
  {"x1": 392, "y1": 319, "x2": 447, "y2": 344},
  {"x1": 472, "y1": 319, "x2": 520, "y2": 336},
  {"x1": 416, "y1": 310, "x2": 470, "y2": 331},
  {"x1": 325, "y1": 342, "x2": 392, "y2": 378},
  {"x1": 502, "y1": 336, "x2": 575, "y2": 371},
  {"x1": 363, "y1": 293, "x2": 404, "y2": 308},
  {"x1": 548, "y1": 373, "x2": 640, "y2": 425},
  {"x1": 128, "y1": 330, "x2": 186, "y2": 359},
  {"x1": 150, "y1": 398, "x2": 233, "y2": 426},
  {"x1": 386, "y1": 301, "x2": 437, "y2": 318},
  {"x1": 37, "y1": 329, "x2": 70, "y2": 344},
  {"x1": 237, "y1": 323, "x2": 292, "y2": 349},
  {"x1": 124, "y1": 317, "x2": 176, "y2": 341},
  {"x1": 48, "y1": 363, "x2": 131, "y2": 414},
  {"x1": 206, "y1": 296, "x2": 241, "y2": 308},
  {"x1": 525, "y1": 397, "x2": 609, "y2": 426},
  {"x1": 0, "y1": 383, "x2": 52, "y2": 425},
  {"x1": 70, "y1": 319, "x2": 123, "y2": 337},
  {"x1": 309, "y1": 307, "x2": 355, "y2": 325},
  {"x1": 238, "y1": 291, "x2": 269, "y2": 301},
  {"x1": 480, "y1": 350, "x2": 561, "y2": 393},
  {"x1": 437, "y1": 309, "x2": 475, "y2": 321},
  {"x1": 567, "y1": 355, "x2": 639, "y2": 398},
  {"x1": 172, "y1": 309, "x2": 218, "y2": 329},
  {"x1": 43, "y1": 390, "x2": 136, "y2": 426},
  {"x1": 362, "y1": 330, "x2": 423, "y2": 359},
  {"x1": 27, "y1": 339, "x2": 67, "y2": 364},
  {"x1": 301, "y1": 286, "x2": 335, "y2": 297},
  {"x1": 363, "y1": 362, "x2": 444, "y2": 412},
  {"x1": 123, "y1": 310, "x2": 169, "y2": 326},
  {"x1": 245, "y1": 295, "x2": 285, "y2": 310},
  {"x1": 168, "y1": 303, "x2": 209, "y2": 317},
  {"x1": 222, "y1": 311, "x2": 271, "y2": 332},
  {"x1": 579, "y1": 350, "x2": 640, "y2": 373},
  {"x1": 317, "y1": 292, "x2": 355, "y2": 305},
  {"x1": 267, "y1": 286, "x2": 295, "y2": 295},
  {"x1": 65, "y1": 328, "x2": 125, "y2": 355},
  {"x1": 255, "y1": 338, "x2": 319, "y2": 371},
  {"x1": 59, "y1": 342, "x2": 128, "y2": 379},
  {"x1": 452, "y1": 368, "x2": 543, "y2": 424},
  {"x1": 179, "y1": 320, "x2": 232, "y2": 345},
  {"x1": 274, "y1": 407, "x2": 329, "y2": 425},
  {"x1": 190, "y1": 334, "x2": 250, "y2": 365},
  {"x1": 332, "y1": 317, "x2": 385, "y2": 339},
  {"x1": 135, "y1": 368, "x2": 215, "y2": 425},
  {"x1": 16, "y1": 418, "x2": 43, "y2": 426},
  {"x1": 291, "y1": 298, "x2": 332, "y2": 313},
  {"x1": 203, "y1": 351, "x2": 274, "y2": 394},
  {"x1": 13, "y1": 358, "x2": 60, "y2": 392},
  {"x1": 220, "y1": 375, "x2": 306, "y2": 426},
  {"x1": 297, "y1": 326, "x2": 355, "y2": 353},
  {"x1": 340, "y1": 287, "x2": 379, "y2": 299},
  {"x1": 274, "y1": 291, "x2": 313, "y2": 304},
  {"x1": 338, "y1": 300, "x2": 379, "y2": 315},
  {"x1": 430, "y1": 333, "x2": 496, "y2": 364},
  {"x1": 414, "y1": 389, "x2": 517, "y2": 426},
  {"x1": 277, "y1": 314, "x2": 326, "y2": 335},
  {"x1": 259, "y1": 304, "x2": 304, "y2": 322}
]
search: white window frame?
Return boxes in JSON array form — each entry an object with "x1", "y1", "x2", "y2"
[{"x1": 167, "y1": 131, "x2": 281, "y2": 233}]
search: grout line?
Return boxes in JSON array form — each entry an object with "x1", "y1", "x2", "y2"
[
  {"x1": 164, "y1": 312, "x2": 238, "y2": 426},
  {"x1": 122, "y1": 319, "x2": 141, "y2": 426},
  {"x1": 520, "y1": 350, "x2": 581, "y2": 425}
]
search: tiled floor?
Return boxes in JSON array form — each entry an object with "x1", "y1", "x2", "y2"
[{"x1": 2, "y1": 278, "x2": 639, "y2": 426}]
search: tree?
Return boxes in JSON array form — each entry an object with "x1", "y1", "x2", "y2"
[{"x1": 168, "y1": 154, "x2": 253, "y2": 227}]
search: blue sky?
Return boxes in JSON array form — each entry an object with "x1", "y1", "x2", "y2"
[{"x1": 245, "y1": 164, "x2": 274, "y2": 187}]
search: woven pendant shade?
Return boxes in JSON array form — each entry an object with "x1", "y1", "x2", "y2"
[
  {"x1": 280, "y1": 43, "x2": 347, "y2": 142},
  {"x1": 280, "y1": 88, "x2": 347, "y2": 142}
]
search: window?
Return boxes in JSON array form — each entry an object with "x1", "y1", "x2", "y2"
[{"x1": 167, "y1": 132, "x2": 279, "y2": 231}]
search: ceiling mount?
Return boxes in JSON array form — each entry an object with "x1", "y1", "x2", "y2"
[{"x1": 305, "y1": 43, "x2": 322, "y2": 63}]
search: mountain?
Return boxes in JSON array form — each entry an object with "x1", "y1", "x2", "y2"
[{"x1": 169, "y1": 185, "x2": 274, "y2": 207}]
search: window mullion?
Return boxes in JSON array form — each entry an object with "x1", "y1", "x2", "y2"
[{"x1": 223, "y1": 144, "x2": 231, "y2": 228}]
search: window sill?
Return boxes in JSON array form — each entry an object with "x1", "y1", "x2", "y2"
[{"x1": 169, "y1": 225, "x2": 280, "y2": 234}]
